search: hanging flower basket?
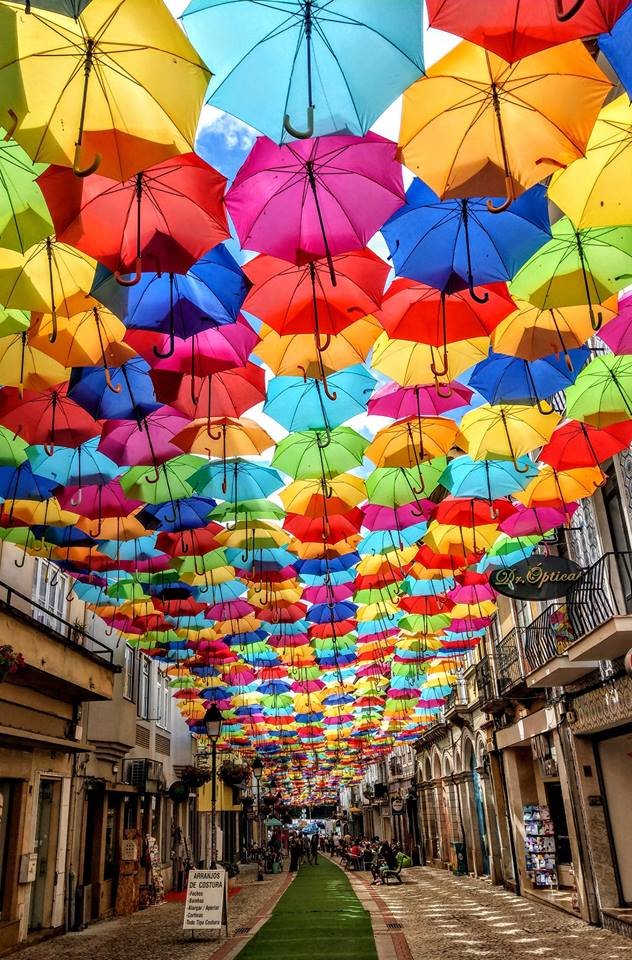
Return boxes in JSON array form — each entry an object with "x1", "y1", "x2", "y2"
[
  {"x1": 219, "y1": 760, "x2": 249, "y2": 786},
  {"x1": 180, "y1": 766, "x2": 212, "y2": 789},
  {"x1": 0, "y1": 645, "x2": 25, "y2": 683}
]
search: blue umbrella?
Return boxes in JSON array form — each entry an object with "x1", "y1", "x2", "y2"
[
  {"x1": 263, "y1": 365, "x2": 376, "y2": 431},
  {"x1": 181, "y1": 0, "x2": 424, "y2": 141},
  {"x1": 297, "y1": 553, "x2": 360, "y2": 576},
  {"x1": 138, "y1": 496, "x2": 216, "y2": 533},
  {"x1": 91, "y1": 245, "x2": 249, "y2": 357},
  {"x1": 98, "y1": 536, "x2": 160, "y2": 562},
  {"x1": 27, "y1": 437, "x2": 120, "y2": 487},
  {"x1": 441, "y1": 456, "x2": 538, "y2": 500},
  {"x1": 357, "y1": 523, "x2": 427, "y2": 555},
  {"x1": 381, "y1": 179, "x2": 550, "y2": 298},
  {"x1": 600, "y1": 7, "x2": 632, "y2": 96},
  {"x1": 0, "y1": 463, "x2": 59, "y2": 501},
  {"x1": 68, "y1": 357, "x2": 158, "y2": 421},
  {"x1": 468, "y1": 347, "x2": 589, "y2": 408},
  {"x1": 307, "y1": 600, "x2": 357, "y2": 623},
  {"x1": 31, "y1": 525, "x2": 96, "y2": 548},
  {"x1": 190, "y1": 458, "x2": 283, "y2": 501}
]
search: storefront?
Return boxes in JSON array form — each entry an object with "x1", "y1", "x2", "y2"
[{"x1": 496, "y1": 704, "x2": 590, "y2": 919}]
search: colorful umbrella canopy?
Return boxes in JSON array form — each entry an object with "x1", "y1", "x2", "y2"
[{"x1": 399, "y1": 39, "x2": 611, "y2": 208}]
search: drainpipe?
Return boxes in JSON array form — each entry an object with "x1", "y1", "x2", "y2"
[{"x1": 491, "y1": 727, "x2": 521, "y2": 895}]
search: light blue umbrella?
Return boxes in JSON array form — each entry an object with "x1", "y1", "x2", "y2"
[
  {"x1": 27, "y1": 437, "x2": 121, "y2": 487},
  {"x1": 190, "y1": 458, "x2": 284, "y2": 501},
  {"x1": 441, "y1": 456, "x2": 538, "y2": 500},
  {"x1": 263, "y1": 365, "x2": 376, "y2": 430},
  {"x1": 181, "y1": 0, "x2": 424, "y2": 141}
]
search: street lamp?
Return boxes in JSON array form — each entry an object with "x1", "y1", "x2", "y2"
[
  {"x1": 204, "y1": 705, "x2": 223, "y2": 869},
  {"x1": 252, "y1": 756, "x2": 263, "y2": 847}
]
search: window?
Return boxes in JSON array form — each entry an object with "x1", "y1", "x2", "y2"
[
  {"x1": 123, "y1": 645, "x2": 136, "y2": 702},
  {"x1": 138, "y1": 655, "x2": 151, "y2": 719},
  {"x1": 32, "y1": 558, "x2": 69, "y2": 632},
  {"x1": 156, "y1": 670, "x2": 171, "y2": 730}
]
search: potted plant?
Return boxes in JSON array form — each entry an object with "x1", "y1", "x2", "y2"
[{"x1": 0, "y1": 644, "x2": 25, "y2": 684}]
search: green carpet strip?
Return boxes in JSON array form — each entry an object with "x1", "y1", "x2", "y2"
[{"x1": 237, "y1": 857, "x2": 378, "y2": 960}]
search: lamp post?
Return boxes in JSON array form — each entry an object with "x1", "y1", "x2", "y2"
[
  {"x1": 204, "y1": 704, "x2": 223, "y2": 869},
  {"x1": 252, "y1": 756, "x2": 263, "y2": 847}
]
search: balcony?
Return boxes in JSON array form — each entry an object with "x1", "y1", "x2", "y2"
[
  {"x1": 495, "y1": 628, "x2": 527, "y2": 693},
  {"x1": 443, "y1": 678, "x2": 469, "y2": 722},
  {"x1": 0, "y1": 579, "x2": 117, "y2": 702},
  {"x1": 522, "y1": 552, "x2": 632, "y2": 687}
]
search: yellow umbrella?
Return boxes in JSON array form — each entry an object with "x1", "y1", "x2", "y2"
[
  {"x1": 215, "y1": 522, "x2": 290, "y2": 550},
  {"x1": 0, "y1": 332, "x2": 67, "y2": 392},
  {"x1": 0, "y1": 0, "x2": 210, "y2": 180},
  {"x1": 0, "y1": 239, "x2": 95, "y2": 327},
  {"x1": 424, "y1": 521, "x2": 499, "y2": 556},
  {"x1": 515, "y1": 465, "x2": 605, "y2": 507},
  {"x1": 491, "y1": 297, "x2": 618, "y2": 363},
  {"x1": 366, "y1": 416, "x2": 459, "y2": 467},
  {"x1": 290, "y1": 536, "x2": 361, "y2": 559},
  {"x1": 279, "y1": 475, "x2": 366, "y2": 513},
  {"x1": 29, "y1": 304, "x2": 134, "y2": 370},
  {"x1": 173, "y1": 417, "x2": 273, "y2": 458},
  {"x1": 549, "y1": 94, "x2": 632, "y2": 229},
  {"x1": 2, "y1": 498, "x2": 78, "y2": 526},
  {"x1": 372, "y1": 332, "x2": 489, "y2": 387},
  {"x1": 458, "y1": 403, "x2": 560, "y2": 467},
  {"x1": 399, "y1": 39, "x2": 611, "y2": 209},
  {"x1": 255, "y1": 317, "x2": 380, "y2": 375}
]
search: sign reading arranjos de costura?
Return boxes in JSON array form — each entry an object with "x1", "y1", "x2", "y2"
[
  {"x1": 183, "y1": 869, "x2": 227, "y2": 932},
  {"x1": 490, "y1": 556, "x2": 583, "y2": 601}
]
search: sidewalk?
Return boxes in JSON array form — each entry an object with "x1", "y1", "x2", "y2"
[
  {"x1": 350, "y1": 864, "x2": 632, "y2": 960},
  {"x1": 9, "y1": 865, "x2": 287, "y2": 960}
]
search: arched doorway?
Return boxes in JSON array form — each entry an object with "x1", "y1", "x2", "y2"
[{"x1": 469, "y1": 742, "x2": 490, "y2": 875}]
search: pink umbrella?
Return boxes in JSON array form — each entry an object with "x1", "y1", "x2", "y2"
[
  {"x1": 267, "y1": 633, "x2": 309, "y2": 648},
  {"x1": 58, "y1": 479, "x2": 142, "y2": 528},
  {"x1": 362, "y1": 502, "x2": 435, "y2": 531},
  {"x1": 500, "y1": 503, "x2": 577, "y2": 537},
  {"x1": 302, "y1": 583, "x2": 355, "y2": 603},
  {"x1": 126, "y1": 318, "x2": 259, "y2": 378},
  {"x1": 97, "y1": 406, "x2": 188, "y2": 469},
  {"x1": 226, "y1": 133, "x2": 405, "y2": 282},
  {"x1": 448, "y1": 582, "x2": 496, "y2": 604},
  {"x1": 368, "y1": 381, "x2": 473, "y2": 419},
  {"x1": 450, "y1": 616, "x2": 492, "y2": 632},
  {"x1": 207, "y1": 599, "x2": 255, "y2": 620},
  {"x1": 598, "y1": 293, "x2": 632, "y2": 355}
]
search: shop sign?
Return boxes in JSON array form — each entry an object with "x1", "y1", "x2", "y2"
[
  {"x1": 183, "y1": 869, "x2": 227, "y2": 933},
  {"x1": 490, "y1": 556, "x2": 583, "y2": 600},
  {"x1": 168, "y1": 780, "x2": 190, "y2": 803},
  {"x1": 391, "y1": 795, "x2": 404, "y2": 814}
]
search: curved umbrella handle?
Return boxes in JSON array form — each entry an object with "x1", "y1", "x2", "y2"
[
  {"x1": 564, "y1": 352, "x2": 574, "y2": 372},
  {"x1": 590, "y1": 309, "x2": 603, "y2": 332},
  {"x1": 144, "y1": 463, "x2": 161, "y2": 485},
  {"x1": 316, "y1": 332, "x2": 331, "y2": 353},
  {"x1": 430, "y1": 349, "x2": 449, "y2": 379},
  {"x1": 43, "y1": 441, "x2": 55, "y2": 457},
  {"x1": 555, "y1": 0, "x2": 585, "y2": 20},
  {"x1": 69, "y1": 488, "x2": 83, "y2": 507},
  {"x1": 152, "y1": 329, "x2": 176, "y2": 360},
  {"x1": 486, "y1": 177, "x2": 515, "y2": 214},
  {"x1": 115, "y1": 257, "x2": 142, "y2": 287},
  {"x1": 283, "y1": 106, "x2": 314, "y2": 140},
  {"x1": 316, "y1": 428, "x2": 332, "y2": 449},
  {"x1": 435, "y1": 379, "x2": 453, "y2": 399},
  {"x1": 73, "y1": 142, "x2": 101, "y2": 178},
  {"x1": 468, "y1": 282, "x2": 489, "y2": 305},
  {"x1": 513, "y1": 455, "x2": 531, "y2": 474},
  {"x1": 3, "y1": 108, "x2": 18, "y2": 141},
  {"x1": 321, "y1": 370, "x2": 337, "y2": 402},
  {"x1": 104, "y1": 366, "x2": 122, "y2": 394},
  {"x1": 535, "y1": 398, "x2": 556, "y2": 416}
]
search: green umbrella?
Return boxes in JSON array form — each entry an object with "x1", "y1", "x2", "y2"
[
  {"x1": 0, "y1": 133, "x2": 52, "y2": 254},
  {"x1": 487, "y1": 534, "x2": 541, "y2": 558},
  {"x1": 106, "y1": 577, "x2": 149, "y2": 601},
  {"x1": 171, "y1": 548, "x2": 230, "y2": 575},
  {"x1": 398, "y1": 613, "x2": 452, "y2": 633},
  {"x1": 0, "y1": 424, "x2": 29, "y2": 467},
  {"x1": 510, "y1": 219, "x2": 632, "y2": 331},
  {"x1": 271, "y1": 426, "x2": 368, "y2": 480},
  {"x1": 365, "y1": 459, "x2": 446, "y2": 507},
  {"x1": 565, "y1": 355, "x2": 632, "y2": 427},
  {"x1": 354, "y1": 583, "x2": 401, "y2": 604},
  {"x1": 0, "y1": 306, "x2": 29, "y2": 337},
  {"x1": 120, "y1": 456, "x2": 200, "y2": 504},
  {"x1": 210, "y1": 499, "x2": 285, "y2": 522}
]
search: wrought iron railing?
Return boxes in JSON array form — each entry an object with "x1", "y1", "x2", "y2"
[
  {"x1": 495, "y1": 628, "x2": 524, "y2": 691},
  {"x1": 474, "y1": 656, "x2": 496, "y2": 705},
  {"x1": 0, "y1": 580, "x2": 114, "y2": 664},
  {"x1": 521, "y1": 552, "x2": 632, "y2": 674}
]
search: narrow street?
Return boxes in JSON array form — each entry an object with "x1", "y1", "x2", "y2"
[{"x1": 9, "y1": 863, "x2": 631, "y2": 960}]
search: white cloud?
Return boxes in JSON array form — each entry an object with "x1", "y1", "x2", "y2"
[{"x1": 196, "y1": 105, "x2": 258, "y2": 152}]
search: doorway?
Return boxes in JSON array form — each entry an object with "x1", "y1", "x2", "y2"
[
  {"x1": 471, "y1": 755, "x2": 490, "y2": 875},
  {"x1": 597, "y1": 728, "x2": 632, "y2": 905},
  {"x1": 29, "y1": 779, "x2": 62, "y2": 931}
]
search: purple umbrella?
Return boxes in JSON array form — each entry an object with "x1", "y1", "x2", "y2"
[
  {"x1": 226, "y1": 133, "x2": 405, "y2": 283},
  {"x1": 499, "y1": 503, "x2": 577, "y2": 537},
  {"x1": 97, "y1": 406, "x2": 188, "y2": 471}
]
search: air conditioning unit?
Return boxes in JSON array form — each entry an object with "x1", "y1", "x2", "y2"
[{"x1": 122, "y1": 759, "x2": 164, "y2": 792}]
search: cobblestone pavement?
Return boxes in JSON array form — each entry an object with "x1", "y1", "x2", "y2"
[
  {"x1": 363, "y1": 866, "x2": 631, "y2": 960},
  {"x1": 13, "y1": 865, "x2": 286, "y2": 960}
]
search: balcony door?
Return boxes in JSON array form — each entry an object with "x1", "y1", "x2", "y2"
[{"x1": 601, "y1": 468, "x2": 632, "y2": 613}]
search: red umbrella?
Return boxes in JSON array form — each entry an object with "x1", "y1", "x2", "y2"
[
  {"x1": 0, "y1": 383, "x2": 101, "y2": 453},
  {"x1": 243, "y1": 250, "x2": 389, "y2": 338},
  {"x1": 38, "y1": 155, "x2": 229, "y2": 283},
  {"x1": 539, "y1": 419, "x2": 632, "y2": 470},
  {"x1": 156, "y1": 525, "x2": 223, "y2": 558},
  {"x1": 284, "y1": 510, "x2": 363, "y2": 544},
  {"x1": 150, "y1": 363, "x2": 266, "y2": 419},
  {"x1": 433, "y1": 496, "x2": 516, "y2": 526},
  {"x1": 426, "y1": 0, "x2": 631, "y2": 62},
  {"x1": 378, "y1": 279, "x2": 514, "y2": 345}
]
